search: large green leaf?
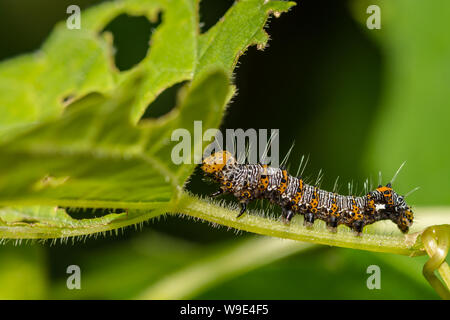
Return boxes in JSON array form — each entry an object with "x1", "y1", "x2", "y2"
[{"x1": 0, "y1": 0, "x2": 295, "y2": 239}]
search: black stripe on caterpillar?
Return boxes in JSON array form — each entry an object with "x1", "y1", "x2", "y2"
[{"x1": 201, "y1": 151, "x2": 414, "y2": 234}]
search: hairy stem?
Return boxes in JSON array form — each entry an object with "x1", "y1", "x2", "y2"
[{"x1": 174, "y1": 192, "x2": 432, "y2": 256}]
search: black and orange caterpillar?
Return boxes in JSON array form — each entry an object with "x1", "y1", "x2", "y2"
[{"x1": 201, "y1": 151, "x2": 414, "y2": 234}]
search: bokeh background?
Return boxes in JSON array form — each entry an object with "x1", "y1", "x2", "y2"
[{"x1": 0, "y1": 0, "x2": 449, "y2": 299}]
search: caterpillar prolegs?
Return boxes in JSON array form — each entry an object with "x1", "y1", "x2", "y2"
[{"x1": 201, "y1": 151, "x2": 414, "y2": 234}]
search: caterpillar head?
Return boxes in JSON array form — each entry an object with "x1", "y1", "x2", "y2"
[
  {"x1": 201, "y1": 151, "x2": 236, "y2": 176},
  {"x1": 370, "y1": 183, "x2": 414, "y2": 233}
]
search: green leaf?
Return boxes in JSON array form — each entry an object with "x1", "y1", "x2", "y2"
[
  {"x1": 0, "y1": 0, "x2": 295, "y2": 239},
  {"x1": 0, "y1": 69, "x2": 230, "y2": 238}
]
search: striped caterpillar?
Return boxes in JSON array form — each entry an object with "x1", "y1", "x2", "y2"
[{"x1": 201, "y1": 151, "x2": 414, "y2": 234}]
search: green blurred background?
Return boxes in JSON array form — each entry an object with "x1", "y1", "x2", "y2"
[{"x1": 0, "y1": 0, "x2": 449, "y2": 299}]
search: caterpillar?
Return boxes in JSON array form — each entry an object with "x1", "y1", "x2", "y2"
[{"x1": 201, "y1": 151, "x2": 414, "y2": 234}]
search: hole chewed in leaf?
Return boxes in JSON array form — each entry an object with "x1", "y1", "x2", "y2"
[
  {"x1": 199, "y1": 0, "x2": 235, "y2": 33},
  {"x1": 102, "y1": 13, "x2": 161, "y2": 71},
  {"x1": 141, "y1": 81, "x2": 189, "y2": 120},
  {"x1": 63, "y1": 207, "x2": 127, "y2": 220}
]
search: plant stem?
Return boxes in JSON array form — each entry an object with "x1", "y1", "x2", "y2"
[{"x1": 174, "y1": 192, "x2": 426, "y2": 256}]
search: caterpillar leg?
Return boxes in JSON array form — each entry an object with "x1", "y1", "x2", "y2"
[
  {"x1": 281, "y1": 208, "x2": 295, "y2": 224},
  {"x1": 236, "y1": 190, "x2": 253, "y2": 218},
  {"x1": 352, "y1": 220, "x2": 364, "y2": 235},
  {"x1": 236, "y1": 202, "x2": 247, "y2": 218},
  {"x1": 304, "y1": 212, "x2": 315, "y2": 227},
  {"x1": 327, "y1": 215, "x2": 338, "y2": 232}
]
